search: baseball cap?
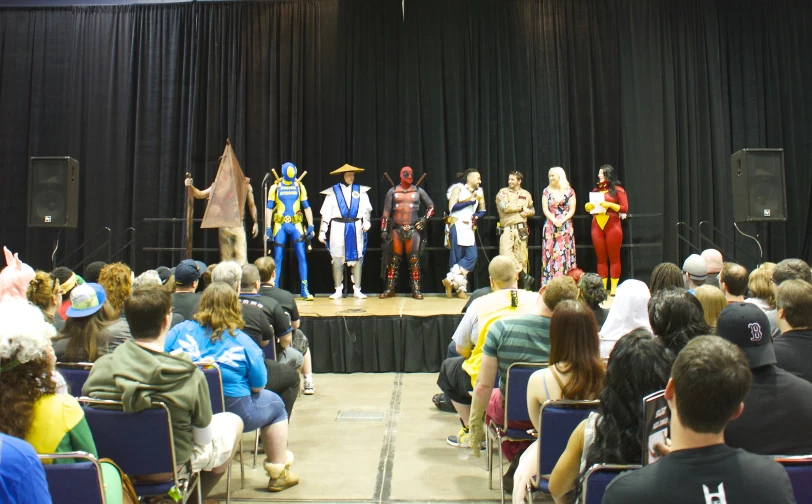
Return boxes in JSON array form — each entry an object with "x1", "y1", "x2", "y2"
[
  {"x1": 716, "y1": 302, "x2": 776, "y2": 368},
  {"x1": 175, "y1": 259, "x2": 206, "y2": 286},
  {"x1": 156, "y1": 266, "x2": 175, "y2": 285},
  {"x1": 66, "y1": 283, "x2": 107, "y2": 318},
  {"x1": 682, "y1": 254, "x2": 708, "y2": 280}
]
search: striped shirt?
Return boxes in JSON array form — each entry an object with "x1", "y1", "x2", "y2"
[{"x1": 482, "y1": 314, "x2": 551, "y2": 393}]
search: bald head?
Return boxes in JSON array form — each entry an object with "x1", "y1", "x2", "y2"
[
  {"x1": 701, "y1": 249, "x2": 724, "y2": 274},
  {"x1": 720, "y1": 262, "x2": 749, "y2": 298},
  {"x1": 489, "y1": 256, "x2": 520, "y2": 290}
]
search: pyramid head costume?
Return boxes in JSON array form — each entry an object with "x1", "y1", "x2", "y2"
[{"x1": 184, "y1": 139, "x2": 258, "y2": 265}]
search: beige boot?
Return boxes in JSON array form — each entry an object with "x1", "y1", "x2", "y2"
[{"x1": 264, "y1": 455, "x2": 299, "y2": 492}]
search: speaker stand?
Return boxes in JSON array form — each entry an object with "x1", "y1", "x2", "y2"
[
  {"x1": 51, "y1": 228, "x2": 63, "y2": 270},
  {"x1": 733, "y1": 223, "x2": 763, "y2": 265}
]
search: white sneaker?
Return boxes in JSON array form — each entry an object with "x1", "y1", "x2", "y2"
[
  {"x1": 353, "y1": 287, "x2": 367, "y2": 299},
  {"x1": 303, "y1": 380, "x2": 315, "y2": 395},
  {"x1": 329, "y1": 288, "x2": 342, "y2": 300}
]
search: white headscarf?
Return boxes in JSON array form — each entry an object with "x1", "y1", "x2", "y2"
[{"x1": 599, "y1": 279, "x2": 652, "y2": 357}]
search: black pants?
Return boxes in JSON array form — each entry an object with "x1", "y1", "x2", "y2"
[
  {"x1": 265, "y1": 359, "x2": 300, "y2": 418},
  {"x1": 437, "y1": 356, "x2": 474, "y2": 405}
]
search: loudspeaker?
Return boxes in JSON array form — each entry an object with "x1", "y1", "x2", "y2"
[
  {"x1": 730, "y1": 149, "x2": 787, "y2": 223},
  {"x1": 27, "y1": 157, "x2": 80, "y2": 228}
]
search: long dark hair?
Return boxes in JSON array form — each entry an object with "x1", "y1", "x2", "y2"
[
  {"x1": 57, "y1": 311, "x2": 112, "y2": 363},
  {"x1": 548, "y1": 300, "x2": 605, "y2": 400},
  {"x1": 648, "y1": 288, "x2": 710, "y2": 356},
  {"x1": 0, "y1": 359, "x2": 57, "y2": 439},
  {"x1": 579, "y1": 329, "x2": 671, "y2": 491},
  {"x1": 599, "y1": 164, "x2": 621, "y2": 197}
]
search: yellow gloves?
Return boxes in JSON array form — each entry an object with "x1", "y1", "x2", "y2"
[
  {"x1": 468, "y1": 398, "x2": 488, "y2": 458},
  {"x1": 584, "y1": 202, "x2": 595, "y2": 212},
  {"x1": 599, "y1": 201, "x2": 621, "y2": 212}
]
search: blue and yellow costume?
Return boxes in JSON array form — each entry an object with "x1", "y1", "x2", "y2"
[{"x1": 266, "y1": 162, "x2": 315, "y2": 300}]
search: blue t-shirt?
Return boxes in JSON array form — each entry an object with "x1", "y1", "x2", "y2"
[
  {"x1": 0, "y1": 434, "x2": 52, "y2": 504},
  {"x1": 165, "y1": 320, "x2": 267, "y2": 397}
]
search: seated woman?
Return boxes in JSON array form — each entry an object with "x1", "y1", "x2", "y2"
[
  {"x1": 648, "y1": 288, "x2": 710, "y2": 357},
  {"x1": 577, "y1": 273, "x2": 608, "y2": 326},
  {"x1": 51, "y1": 266, "x2": 81, "y2": 320},
  {"x1": 693, "y1": 284, "x2": 727, "y2": 330},
  {"x1": 649, "y1": 262, "x2": 684, "y2": 294},
  {"x1": 513, "y1": 300, "x2": 605, "y2": 492},
  {"x1": 513, "y1": 329, "x2": 671, "y2": 504},
  {"x1": 53, "y1": 283, "x2": 128, "y2": 363},
  {"x1": 745, "y1": 263, "x2": 776, "y2": 313},
  {"x1": 26, "y1": 270, "x2": 65, "y2": 330},
  {"x1": 0, "y1": 299, "x2": 130, "y2": 504},
  {"x1": 165, "y1": 282, "x2": 298, "y2": 492},
  {"x1": 598, "y1": 279, "x2": 651, "y2": 358}
]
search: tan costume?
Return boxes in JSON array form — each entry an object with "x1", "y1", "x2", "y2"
[{"x1": 496, "y1": 186, "x2": 535, "y2": 272}]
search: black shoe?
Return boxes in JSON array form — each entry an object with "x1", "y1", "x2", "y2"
[{"x1": 432, "y1": 393, "x2": 456, "y2": 413}]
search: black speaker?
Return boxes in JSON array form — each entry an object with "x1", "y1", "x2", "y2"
[
  {"x1": 730, "y1": 148, "x2": 787, "y2": 223},
  {"x1": 27, "y1": 157, "x2": 80, "y2": 228}
]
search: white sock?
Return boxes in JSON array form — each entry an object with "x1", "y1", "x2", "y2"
[{"x1": 304, "y1": 373, "x2": 313, "y2": 382}]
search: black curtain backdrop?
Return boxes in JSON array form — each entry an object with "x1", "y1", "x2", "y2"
[{"x1": 1, "y1": 0, "x2": 811, "y2": 294}]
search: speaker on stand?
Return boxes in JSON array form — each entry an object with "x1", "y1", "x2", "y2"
[
  {"x1": 730, "y1": 149, "x2": 787, "y2": 264},
  {"x1": 27, "y1": 157, "x2": 80, "y2": 267}
]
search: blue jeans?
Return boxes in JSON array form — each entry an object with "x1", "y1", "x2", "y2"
[{"x1": 225, "y1": 390, "x2": 287, "y2": 432}]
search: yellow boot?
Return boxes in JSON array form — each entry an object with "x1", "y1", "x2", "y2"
[
  {"x1": 602, "y1": 277, "x2": 608, "y2": 290},
  {"x1": 610, "y1": 278, "x2": 619, "y2": 296},
  {"x1": 264, "y1": 454, "x2": 299, "y2": 492}
]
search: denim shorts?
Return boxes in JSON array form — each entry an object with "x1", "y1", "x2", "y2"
[{"x1": 224, "y1": 390, "x2": 288, "y2": 432}]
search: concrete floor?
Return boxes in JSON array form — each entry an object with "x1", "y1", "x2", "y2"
[{"x1": 209, "y1": 373, "x2": 553, "y2": 503}]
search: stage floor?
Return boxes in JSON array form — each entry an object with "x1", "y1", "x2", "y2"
[{"x1": 298, "y1": 293, "x2": 468, "y2": 318}]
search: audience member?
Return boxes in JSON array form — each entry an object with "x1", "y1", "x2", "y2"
[
  {"x1": 0, "y1": 433, "x2": 53, "y2": 504},
  {"x1": 719, "y1": 261, "x2": 748, "y2": 303},
  {"x1": 172, "y1": 259, "x2": 205, "y2": 320},
  {"x1": 52, "y1": 266, "x2": 81, "y2": 320},
  {"x1": 437, "y1": 256, "x2": 539, "y2": 440},
  {"x1": 212, "y1": 262, "x2": 273, "y2": 346},
  {"x1": 767, "y1": 258, "x2": 812, "y2": 337},
  {"x1": 53, "y1": 283, "x2": 129, "y2": 362},
  {"x1": 26, "y1": 270, "x2": 65, "y2": 330},
  {"x1": 598, "y1": 279, "x2": 651, "y2": 357},
  {"x1": 701, "y1": 248, "x2": 724, "y2": 288},
  {"x1": 577, "y1": 273, "x2": 607, "y2": 326},
  {"x1": 83, "y1": 261, "x2": 107, "y2": 284},
  {"x1": 513, "y1": 329, "x2": 670, "y2": 504},
  {"x1": 132, "y1": 270, "x2": 183, "y2": 327},
  {"x1": 84, "y1": 284, "x2": 243, "y2": 498},
  {"x1": 648, "y1": 288, "x2": 710, "y2": 357},
  {"x1": 0, "y1": 300, "x2": 128, "y2": 504},
  {"x1": 716, "y1": 302, "x2": 812, "y2": 455},
  {"x1": 774, "y1": 280, "x2": 812, "y2": 384},
  {"x1": 511, "y1": 301, "x2": 605, "y2": 495},
  {"x1": 745, "y1": 263, "x2": 776, "y2": 313},
  {"x1": 255, "y1": 256, "x2": 316, "y2": 394},
  {"x1": 0, "y1": 246, "x2": 35, "y2": 303},
  {"x1": 199, "y1": 263, "x2": 217, "y2": 292},
  {"x1": 681, "y1": 254, "x2": 707, "y2": 293},
  {"x1": 165, "y1": 283, "x2": 298, "y2": 491},
  {"x1": 603, "y1": 336, "x2": 795, "y2": 504},
  {"x1": 649, "y1": 262, "x2": 685, "y2": 294},
  {"x1": 461, "y1": 285, "x2": 493, "y2": 313},
  {"x1": 155, "y1": 265, "x2": 174, "y2": 286},
  {"x1": 97, "y1": 262, "x2": 133, "y2": 319},
  {"x1": 693, "y1": 284, "x2": 726, "y2": 330}
]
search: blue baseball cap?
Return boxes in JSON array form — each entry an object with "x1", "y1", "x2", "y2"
[{"x1": 66, "y1": 283, "x2": 106, "y2": 318}]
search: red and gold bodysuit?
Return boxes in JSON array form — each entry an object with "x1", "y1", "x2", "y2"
[{"x1": 587, "y1": 180, "x2": 628, "y2": 293}]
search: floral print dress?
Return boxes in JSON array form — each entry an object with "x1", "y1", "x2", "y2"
[{"x1": 541, "y1": 187, "x2": 576, "y2": 286}]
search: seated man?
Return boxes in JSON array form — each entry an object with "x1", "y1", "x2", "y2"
[
  {"x1": 767, "y1": 258, "x2": 812, "y2": 337},
  {"x1": 84, "y1": 284, "x2": 243, "y2": 497},
  {"x1": 716, "y1": 302, "x2": 812, "y2": 455},
  {"x1": 774, "y1": 279, "x2": 812, "y2": 384},
  {"x1": 436, "y1": 256, "x2": 539, "y2": 445},
  {"x1": 701, "y1": 248, "x2": 723, "y2": 288},
  {"x1": 603, "y1": 336, "x2": 795, "y2": 504},
  {"x1": 172, "y1": 259, "x2": 205, "y2": 320},
  {"x1": 255, "y1": 256, "x2": 316, "y2": 395},
  {"x1": 719, "y1": 261, "x2": 748, "y2": 304}
]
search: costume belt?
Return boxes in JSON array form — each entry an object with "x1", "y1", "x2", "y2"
[
  {"x1": 333, "y1": 218, "x2": 361, "y2": 223},
  {"x1": 503, "y1": 222, "x2": 527, "y2": 229},
  {"x1": 443, "y1": 216, "x2": 470, "y2": 226},
  {"x1": 393, "y1": 223, "x2": 420, "y2": 232},
  {"x1": 274, "y1": 214, "x2": 303, "y2": 224}
]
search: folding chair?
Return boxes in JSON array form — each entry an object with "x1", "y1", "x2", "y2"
[
  {"x1": 80, "y1": 398, "x2": 201, "y2": 503},
  {"x1": 527, "y1": 399, "x2": 600, "y2": 503},
  {"x1": 199, "y1": 364, "x2": 237, "y2": 502},
  {"x1": 39, "y1": 451, "x2": 106, "y2": 504},
  {"x1": 486, "y1": 362, "x2": 547, "y2": 504},
  {"x1": 55, "y1": 362, "x2": 92, "y2": 397},
  {"x1": 775, "y1": 455, "x2": 812, "y2": 503},
  {"x1": 579, "y1": 463, "x2": 641, "y2": 504}
]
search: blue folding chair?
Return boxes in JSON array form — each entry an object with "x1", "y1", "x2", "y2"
[
  {"x1": 39, "y1": 451, "x2": 106, "y2": 504},
  {"x1": 527, "y1": 399, "x2": 600, "y2": 503},
  {"x1": 775, "y1": 455, "x2": 812, "y2": 503},
  {"x1": 199, "y1": 364, "x2": 237, "y2": 502},
  {"x1": 486, "y1": 362, "x2": 547, "y2": 504},
  {"x1": 55, "y1": 362, "x2": 92, "y2": 397},
  {"x1": 80, "y1": 398, "x2": 201, "y2": 503},
  {"x1": 579, "y1": 463, "x2": 640, "y2": 504}
]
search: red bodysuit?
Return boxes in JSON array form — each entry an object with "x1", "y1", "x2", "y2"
[{"x1": 590, "y1": 182, "x2": 628, "y2": 280}]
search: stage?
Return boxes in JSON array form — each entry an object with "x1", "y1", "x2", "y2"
[{"x1": 299, "y1": 294, "x2": 467, "y2": 373}]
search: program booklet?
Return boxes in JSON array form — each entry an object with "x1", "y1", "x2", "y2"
[{"x1": 642, "y1": 390, "x2": 670, "y2": 465}]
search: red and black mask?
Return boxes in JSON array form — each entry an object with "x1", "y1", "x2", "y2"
[{"x1": 400, "y1": 166, "x2": 413, "y2": 188}]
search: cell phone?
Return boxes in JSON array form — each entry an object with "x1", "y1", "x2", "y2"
[{"x1": 511, "y1": 289, "x2": 519, "y2": 308}]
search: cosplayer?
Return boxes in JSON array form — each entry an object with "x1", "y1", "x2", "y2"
[
  {"x1": 380, "y1": 166, "x2": 434, "y2": 299},
  {"x1": 540, "y1": 167, "x2": 577, "y2": 287},
  {"x1": 443, "y1": 169, "x2": 485, "y2": 299},
  {"x1": 266, "y1": 162, "x2": 316, "y2": 301},
  {"x1": 185, "y1": 141, "x2": 258, "y2": 265},
  {"x1": 584, "y1": 164, "x2": 628, "y2": 295},
  {"x1": 496, "y1": 171, "x2": 535, "y2": 287},
  {"x1": 318, "y1": 164, "x2": 372, "y2": 299}
]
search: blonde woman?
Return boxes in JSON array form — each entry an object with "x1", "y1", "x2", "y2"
[
  {"x1": 746, "y1": 263, "x2": 777, "y2": 312},
  {"x1": 694, "y1": 285, "x2": 727, "y2": 330},
  {"x1": 541, "y1": 167, "x2": 577, "y2": 287}
]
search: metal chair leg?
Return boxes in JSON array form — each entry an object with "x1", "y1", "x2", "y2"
[
  {"x1": 225, "y1": 462, "x2": 232, "y2": 504},
  {"x1": 498, "y1": 434, "x2": 505, "y2": 504},
  {"x1": 253, "y1": 429, "x2": 260, "y2": 468},
  {"x1": 239, "y1": 437, "x2": 245, "y2": 489}
]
